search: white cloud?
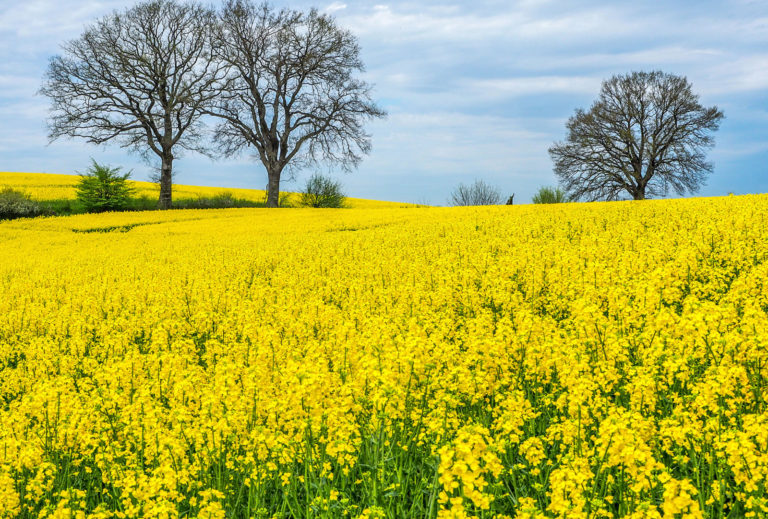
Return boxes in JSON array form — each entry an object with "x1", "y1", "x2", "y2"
[
  {"x1": 358, "y1": 110, "x2": 557, "y2": 201},
  {"x1": 461, "y1": 76, "x2": 602, "y2": 97},
  {"x1": 0, "y1": 1, "x2": 124, "y2": 55},
  {"x1": 0, "y1": 74, "x2": 41, "y2": 99},
  {"x1": 697, "y1": 54, "x2": 768, "y2": 94},
  {"x1": 324, "y1": 2, "x2": 347, "y2": 13},
  {"x1": 339, "y1": 4, "x2": 656, "y2": 46},
  {"x1": 711, "y1": 141, "x2": 768, "y2": 158}
]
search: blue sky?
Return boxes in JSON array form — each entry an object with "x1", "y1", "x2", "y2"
[{"x1": 1, "y1": 0, "x2": 766, "y2": 204}]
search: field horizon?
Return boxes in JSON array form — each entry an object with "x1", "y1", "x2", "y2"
[{"x1": 0, "y1": 171, "x2": 417, "y2": 210}]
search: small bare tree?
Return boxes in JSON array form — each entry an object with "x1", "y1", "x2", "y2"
[
  {"x1": 209, "y1": 0, "x2": 386, "y2": 208},
  {"x1": 549, "y1": 71, "x2": 724, "y2": 201},
  {"x1": 40, "y1": 0, "x2": 223, "y2": 209},
  {"x1": 450, "y1": 180, "x2": 502, "y2": 206}
]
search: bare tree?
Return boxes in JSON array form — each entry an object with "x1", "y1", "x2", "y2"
[
  {"x1": 40, "y1": 0, "x2": 223, "y2": 209},
  {"x1": 450, "y1": 179, "x2": 502, "y2": 206},
  {"x1": 549, "y1": 71, "x2": 724, "y2": 201},
  {"x1": 209, "y1": 0, "x2": 386, "y2": 208}
]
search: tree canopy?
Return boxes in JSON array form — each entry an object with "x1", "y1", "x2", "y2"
[
  {"x1": 41, "y1": 0, "x2": 223, "y2": 209},
  {"x1": 208, "y1": 0, "x2": 386, "y2": 207},
  {"x1": 549, "y1": 71, "x2": 724, "y2": 201}
]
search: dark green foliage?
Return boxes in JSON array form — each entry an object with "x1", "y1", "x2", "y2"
[
  {"x1": 532, "y1": 186, "x2": 570, "y2": 204},
  {"x1": 38, "y1": 198, "x2": 82, "y2": 216},
  {"x1": 13, "y1": 192, "x2": 266, "y2": 220},
  {"x1": 278, "y1": 191, "x2": 293, "y2": 208},
  {"x1": 299, "y1": 174, "x2": 347, "y2": 208},
  {"x1": 0, "y1": 188, "x2": 43, "y2": 220},
  {"x1": 76, "y1": 161, "x2": 135, "y2": 212},
  {"x1": 125, "y1": 195, "x2": 158, "y2": 212},
  {"x1": 173, "y1": 193, "x2": 266, "y2": 210},
  {"x1": 72, "y1": 223, "x2": 145, "y2": 233}
]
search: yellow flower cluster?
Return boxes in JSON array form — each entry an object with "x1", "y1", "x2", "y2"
[
  {"x1": 437, "y1": 424, "x2": 503, "y2": 516},
  {"x1": 0, "y1": 192, "x2": 767, "y2": 518}
]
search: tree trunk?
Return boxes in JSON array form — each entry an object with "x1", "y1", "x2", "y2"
[
  {"x1": 159, "y1": 151, "x2": 173, "y2": 209},
  {"x1": 266, "y1": 167, "x2": 281, "y2": 208}
]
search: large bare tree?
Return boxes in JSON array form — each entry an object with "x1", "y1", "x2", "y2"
[
  {"x1": 40, "y1": 0, "x2": 223, "y2": 209},
  {"x1": 549, "y1": 71, "x2": 724, "y2": 201},
  {"x1": 210, "y1": 0, "x2": 386, "y2": 207}
]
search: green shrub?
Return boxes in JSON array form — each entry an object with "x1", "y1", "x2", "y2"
[
  {"x1": 532, "y1": 186, "x2": 571, "y2": 204},
  {"x1": 76, "y1": 161, "x2": 135, "y2": 212},
  {"x1": 0, "y1": 188, "x2": 43, "y2": 220},
  {"x1": 278, "y1": 191, "x2": 293, "y2": 208},
  {"x1": 299, "y1": 174, "x2": 347, "y2": 208}
]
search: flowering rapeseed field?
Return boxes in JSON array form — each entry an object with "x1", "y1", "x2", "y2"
[
  {"x1": 1, "y1": 196, "x2": 767, "y2": 518},
  {"x1": 0, "y1": 172, "x2": 410, "y2": 209}
]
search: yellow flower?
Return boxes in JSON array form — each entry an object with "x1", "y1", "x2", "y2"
[{"x1": 1, "y1": 181, "x2": 767, "y2": 517}]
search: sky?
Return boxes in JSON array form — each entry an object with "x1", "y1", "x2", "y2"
[{"x1": 0, "y1": 0, "x2": 766, "y2": 204}]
